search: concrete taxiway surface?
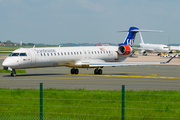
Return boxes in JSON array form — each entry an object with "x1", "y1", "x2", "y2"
[{"x1": 0, "y1": 53, "x2": 180, "y2": 90}]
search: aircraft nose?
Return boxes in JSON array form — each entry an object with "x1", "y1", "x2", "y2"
[{"x1": 2, "y1": 60, "x2": 9, "y2": 67}]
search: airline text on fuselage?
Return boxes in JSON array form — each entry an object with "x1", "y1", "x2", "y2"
[{"x1": 34, "y1": 49, "x2": 56, "y2": 53}]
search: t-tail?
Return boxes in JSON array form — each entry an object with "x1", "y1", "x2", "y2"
[
  {"x1": 118, "y1": 27, "x2": 139, "y2": 47},
  {"x1": 118, "y1": 27, "x2": 163, "y2": 47}
]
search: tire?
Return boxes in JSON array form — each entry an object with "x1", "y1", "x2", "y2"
[
  {"x1": 98, "y1": 69, "x2": 102, "y2": 75},
  {"x1": 75, "y1": 69, "x2": 79, "y2": 74},
  {"x1": 94, "y1": 69, "x2": 98, "y2": 74},
  {"x1": 71, "y1": 69, "x2": 75, "y2": 74},
  {"x1": 11, "y1": 73, "x2": 16, "y2": 77}
]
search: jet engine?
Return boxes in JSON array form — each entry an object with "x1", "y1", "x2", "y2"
[{"x1": 118, "y1": 45, "x2": 133, "y2": 55}]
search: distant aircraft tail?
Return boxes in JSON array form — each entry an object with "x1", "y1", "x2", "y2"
[
  {"x1": 139, "y1": 32, "x2": 144, "y2": 44},
  {"x1": 118, "y1": 27, "x2": 163, "y2": 47}
]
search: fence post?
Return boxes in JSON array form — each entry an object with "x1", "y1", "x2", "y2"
[
  {"x1": 122, "y1": 85, "x2": 125, "y2": 120},
  {"x1": 40, "y1": 83, "x2": 43, "y2": 120}
]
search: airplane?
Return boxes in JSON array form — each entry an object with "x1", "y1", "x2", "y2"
[
  {"x1": 138, "y1": 32, "x2": 169, "y2": 56},
  {"x1": 2, "y1": 27, "x2": 176, "y2": 77}
]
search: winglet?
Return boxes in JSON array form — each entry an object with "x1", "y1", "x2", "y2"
[{"x1": 160, "y1": 54, "x2": 177, "y2": 64}]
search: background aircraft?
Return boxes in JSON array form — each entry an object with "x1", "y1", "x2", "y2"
[
  {"x1": 138, "y1": 32, "x2": 169, "y2": 56},
  {"x1": 2, "y1": 27, "x2": 174, "y2": 77}
]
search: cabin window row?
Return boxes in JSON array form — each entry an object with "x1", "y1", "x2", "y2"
[
  {"x1": 40, "y1": 52, "x2": 83, "y2": 57},
  {"x1": 40, "y1": 51, "x2": 112, "y2": 57}
]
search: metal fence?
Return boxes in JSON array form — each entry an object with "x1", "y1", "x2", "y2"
[{"x1": 0, "y1": 83, "x2": 180, "y2": 120}]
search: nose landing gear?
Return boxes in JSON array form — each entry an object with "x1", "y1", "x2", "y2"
[{"x1": 11, "y1": 69, "x2": 16, "y2": 77}]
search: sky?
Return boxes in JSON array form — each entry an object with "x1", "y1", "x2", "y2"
[{"x1": 0, "y1": 0, "x2": 179, "y2": 45}]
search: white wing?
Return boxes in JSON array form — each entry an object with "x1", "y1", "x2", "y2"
[
  {"x1": 76, "y1": 54, "x2": 176, "y2": 67},
  {"x1": 89, "y1": 62, "x2": 160, "y2": 67}
]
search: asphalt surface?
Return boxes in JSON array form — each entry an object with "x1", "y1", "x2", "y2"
[{"x1": 0, "y1": 53, "x2": 180, "y2": 90}]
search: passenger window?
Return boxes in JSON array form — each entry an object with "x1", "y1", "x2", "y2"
[
  {"x1": 58, "y1": 52, "x2": 60, "y2": 56},
  {"x1": 94, "y1": 51, "x2": 96, "y2": 54},
  {"x1": 47, "y1": 53, "x2": 49, "y2": 56},
  {"x1": 20, "y1": 53, "x2": 27, "y2": 56},
  {"x1": 61, "y1": 52, "x2": 63, "y2": 55},
  {"x1": 51, "y1": 53, "x2": 53, "y2": 56},
  {"x1": 106, "y1": 51, "x2": 108, "y2": 53},
  {"x1": 71, "y1": 52, "x2": 73, "y2": 55},
  {"x1": 97, "y1": 51, "x2": 99, "y2": 54},
  {"x1": 68, "y1": 52, "x2": 70, "y2": 55},
  {"x1": 12, "y1": 53, "x2": 19, "y2": 56},
  {"x1": 41, "y1": 53, "x2": 43, "y2": 56},
  {"x1": 80, "y1": 52, "x2": 82, "y2": 55},
  {"x1": 74, "y1": 52, "x2": 76, "y2": 55},
  {"x1": 64, "y1": 52, "x2": 66, "y2": 55},
  {"x1": 44, "y1": 53, "x2": 46, "y2": 56},
  {"x1": 77, "y1": 52, "x2": 79, "y2": 55},
  {"x1": 54, "y1": 53, "x2": 56, "y2": 56},
  {"x1": 91, "y1": 51, "x2": 93, "y2": 54}
]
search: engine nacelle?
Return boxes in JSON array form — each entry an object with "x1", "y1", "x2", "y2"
[{"x1": 118, "y1": 45, "x2": 133, "y2": 55}]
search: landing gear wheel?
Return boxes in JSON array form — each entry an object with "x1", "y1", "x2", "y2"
[
  {"x1": 71, "y1": 68, "x2": 79, "y2": 74},
  {"x1": 11, "y1": 69, "x2": 16, "y2": 77},
  {"x1": 94, "y1": 68, "x2": 103, "y2": 75},
  {"x1": 11, "y1": 73, "x2": 16, "y2": 77},
  {"x1": 94, "y1": 69, "x2": 99, "y2": 74},
  {"x1": 74, "y1": 69, "x2": 79, "y2": 74},
  {"x1": 71, "y1": 69, "x2": 75, "y2": 74},
  {"x1": 98, "y1": 69, "x2": 102, "y2": 75}
]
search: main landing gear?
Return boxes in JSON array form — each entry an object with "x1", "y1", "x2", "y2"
[
  {"x1": 70, "y1": 68, "x2": 103, "y2": 75},
  {"x1": 11, "y1": 69, "x2": 16, "y2": 77},
  {"x1": 70, "y1": 68, "x2": 79, "y2": 74},
  {"x1": 94, "y1": 68, "x2": 102, "y2": 75}
]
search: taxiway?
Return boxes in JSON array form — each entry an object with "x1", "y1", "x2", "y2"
[{"x1": 0, "y1": 54, "x2": 180, "y2": 90}]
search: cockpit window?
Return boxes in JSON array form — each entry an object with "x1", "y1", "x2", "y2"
[
  {"x1": 8, "y1": 53, "x2": 13, "y2": 56},
  {"x1": 20, "y1": 53, "x2": 27, "y2": 56},
  {"x1": 12, "y1": 53, "x2": 19, "y2": 56}
]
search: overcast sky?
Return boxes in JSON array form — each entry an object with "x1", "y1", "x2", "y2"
[{"x1": 0, "y1": 0, "x2": 179, "y2": 45}]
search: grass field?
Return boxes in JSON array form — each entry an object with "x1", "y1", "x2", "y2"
[
  {"x1": 0, "y1": 88, "x2": 179, "y2": 120},
  {"x1": 0, "y1": 69, "x2": 26, "y2": 73}
]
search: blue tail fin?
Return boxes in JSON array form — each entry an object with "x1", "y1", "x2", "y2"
[{"x1": 119, "y1": 27, "x2": 139, "y2": 47}]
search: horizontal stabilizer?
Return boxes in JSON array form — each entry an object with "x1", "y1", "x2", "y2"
[{"x1": 118, "y1": 29, "x2": 163, "y2": 33}]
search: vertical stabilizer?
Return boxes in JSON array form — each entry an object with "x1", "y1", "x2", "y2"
[
  {"x1": 139, "y1": 32, "x2": 144, "y2": 44},
  {"x1": 118, "y1": 27, "x2": 139, "y2": 47}
]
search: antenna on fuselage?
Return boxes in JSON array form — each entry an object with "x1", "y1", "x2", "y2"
[{"x1": 33, "y1": 45, "x2": 35, "y2": 48}]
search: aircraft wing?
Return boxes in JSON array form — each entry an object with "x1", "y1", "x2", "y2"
[
  {"x1": 89, "y1": 62, "x2": 160, "y2": 67},
  {"x1": 77, "y1": 54, "x2": 176, "y2": 67},
  {"x1": 91, "y1": 54, "x2": 176, "y2": 67}
]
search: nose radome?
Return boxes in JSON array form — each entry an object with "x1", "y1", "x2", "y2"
[{"x1": 2, "y1": 60, "x2": 8, "y2": 67}]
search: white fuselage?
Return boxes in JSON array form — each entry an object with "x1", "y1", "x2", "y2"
[
  {"x1": 139, "y1": 43, "x2": 169, "y2": 53},
  {"x1": 2, "y1": 46, "x2": 128, "y2": 69}
]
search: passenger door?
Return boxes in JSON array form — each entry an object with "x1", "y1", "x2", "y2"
[{"x1": 27, "y1": 49, "x2": 36, "y2": 65}]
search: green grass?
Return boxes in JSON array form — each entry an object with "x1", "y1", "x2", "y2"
[
  {"x1": 0, "y1": 89, "x2": 179, "y2": 120},
  {"x1": 0, "y1": 69, "x2": 26, "y2": 73}
]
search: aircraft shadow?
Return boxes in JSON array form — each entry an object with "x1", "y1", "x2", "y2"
[
  {"x1": 2, "y1": 73, "x2": 130, "y2": 77},
  {"x1": 2, "y1": 73, "x2": 66, "y2": 77}
]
